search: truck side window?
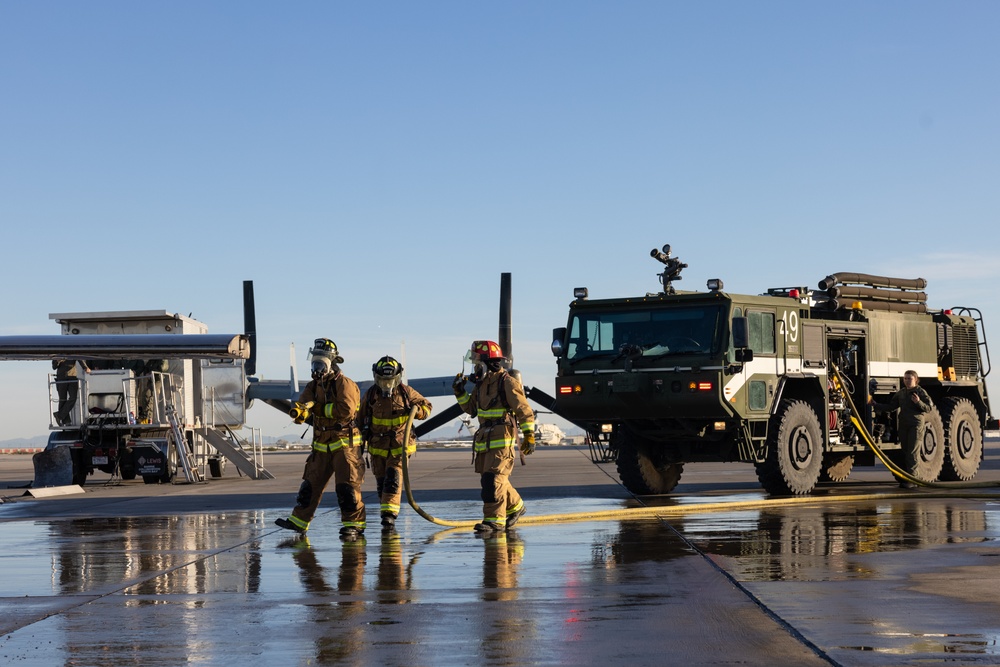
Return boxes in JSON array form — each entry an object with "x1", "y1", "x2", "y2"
[{"x1": 748, "y1": 311, "x2": 776, "y2": 355}]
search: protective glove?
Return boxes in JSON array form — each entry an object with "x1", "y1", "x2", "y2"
[
  {"x1": 452, "y1": 373, "x2": 466, "y2": 397},
  {"x1": 415, "y1": 405, "x2": 430, "y2": 420},
  {"x1": 521, "y1": 430, "x2": 536, "y2": 455}
]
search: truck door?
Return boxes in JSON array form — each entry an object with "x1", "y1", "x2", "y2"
[{"x1": 742, "y1": 308, "x2": 778, "y2": 415}]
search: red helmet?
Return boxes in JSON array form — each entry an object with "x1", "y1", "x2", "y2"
[{"x1": 470, "y1": 340, "x2": 504, "y2": 362}]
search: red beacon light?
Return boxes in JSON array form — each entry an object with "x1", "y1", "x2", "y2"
[
  {"x1": 944, "y1": 309, "x2": 953, "y2": 315},
  {"x1": 789, "y1": 289, "x2": 800, "y2": 299}
]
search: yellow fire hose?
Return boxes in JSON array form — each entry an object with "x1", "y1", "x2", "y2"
[{"x1": 400, "y1": 380, "x2": 1000, "y2": 529}]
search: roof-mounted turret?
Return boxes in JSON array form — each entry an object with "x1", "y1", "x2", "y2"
[{"x1": 650, "y1": 244, "x2": 688, "y2": 295}]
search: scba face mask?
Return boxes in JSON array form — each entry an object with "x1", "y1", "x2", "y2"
[
  {"x1": 311, "y1": 358, "x2": 332, "y2": 379},
  {"x1": 375, "y1": 375, "x2": 401, "y2": 395}
]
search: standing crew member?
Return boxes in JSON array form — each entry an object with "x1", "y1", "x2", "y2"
[
  {"x1": 276, "y1": 338, "x2": 365, "y2": 540},
  {"x1": 453, "y1": 340, "x2": 535, "y2": 535},
  {"x1": 358, "y1": 356, "x2": 432, "y2": 532},
  {"x1": 52, "y1": 358, "x2": 90, "y2": 426},
  {"x1": 871, "y1": 369, "x2": 933, "y2": 488}
]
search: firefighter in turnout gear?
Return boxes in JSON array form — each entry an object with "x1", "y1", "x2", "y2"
[
  {"x1": 453, "y1": 340, "x2": 535, "y2": 535},
  {"x1": 276, "y1": 338, "x2": 366, "y2": 540},
  {"x1": 358, "y1": 356, "x2": 433, "y2": 532}
]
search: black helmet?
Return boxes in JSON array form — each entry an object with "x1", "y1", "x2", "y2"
[
  {"x1": 309, "y1": 338, "x2": 344, "y2": 364},
  {"x1": 309, "y1": 337, "x2": 343, "y2": 378},
  {"x1": 373, "y1": 356, "x2": 403, "y2": 394}
]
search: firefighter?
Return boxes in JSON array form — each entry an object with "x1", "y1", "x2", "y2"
[
  {"x1": 871, "y1": 369, "x2": 933, "y2": 488},
  {"x1": 276, "y1": 338, "x2": 366, "y2": 540},
  {"x1": 452, "y1": 340, "x2": 535, "y2": 535},
  {"x1": 357, "y1": 356, "x2": 432, "y2": 532}
]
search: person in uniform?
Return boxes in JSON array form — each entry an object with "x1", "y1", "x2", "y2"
[
  {"x1": 52, "y1": 359, "x2": 90, "y2": 426},
  {"x1": 453, "y1": 340, "x2": 535, "y2": 535},
  {"x1": 871, "y1": 369, "x2": 933, "y2": 488},
  {"x1": 276, "y1": 338, "x2": 365, "y2": 540},
  {"x1": 357, "y1": 356, "x2": 432, "y2": 531},
  {"x1": 135, "y1": 359, "x2": 168, "y2": 423}
]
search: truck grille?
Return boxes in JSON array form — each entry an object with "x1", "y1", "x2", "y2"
[{"x1": 952, "y1": 324, "x2": 980, "y2": 379}]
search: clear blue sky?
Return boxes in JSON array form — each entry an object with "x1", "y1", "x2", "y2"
[{"x1": 1, "y1": 2, "x2": 998, "y2": 440}]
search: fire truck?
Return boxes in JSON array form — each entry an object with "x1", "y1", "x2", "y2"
[{"x1": 550, "y1": 245, "x2": 995, "y2": 495}]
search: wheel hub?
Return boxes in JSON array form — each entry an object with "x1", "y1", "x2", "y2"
[
  {"x1": 956, "y1": 422, "x2": 974, "y2": 459},
  {"x1": 921, "y1": 429, "x2": 937, "y2": 460},
  {"x1": 791, "y1": 427, "x2": 812, "y2": 470}
]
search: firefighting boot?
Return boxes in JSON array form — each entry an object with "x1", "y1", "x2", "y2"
[
  {"x1": 275, "y1": 517, "x2": 307, "y2": 535},
  {"x1": 340, "y1": 526, "x2": 365, "y2": 542},
  {"x1": 474, "y1": 521, "x2": 504, "y2": 536},
  {"x1": 505, "y1": 505, "x2": 526, "y2": 530},
  {"x1": 380, "y1": 512, "x2": 397, "y2": 532}
]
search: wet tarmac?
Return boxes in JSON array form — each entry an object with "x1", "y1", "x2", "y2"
[{"x1": 2, "y1": 445, "x2": 1000, "y2": 666}]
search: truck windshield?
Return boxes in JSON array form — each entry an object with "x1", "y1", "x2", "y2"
[{"x1": 566, "y1": 304, "x2": 725, "y2": 362}]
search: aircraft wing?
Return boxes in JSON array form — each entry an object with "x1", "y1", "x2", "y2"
[
  {"x1": 246, "y1": 375, "x2": 457, "y2": 402},
  {"x1": 0, "y1": 334, "x2": 250, "y2": 360},
  {"x1": 247, "y1": 375, "x2": 461, "y2": 421}
]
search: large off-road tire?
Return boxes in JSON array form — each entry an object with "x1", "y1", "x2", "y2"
[
  {"x1": 755, "y1": 400, "x2": 823, "y2": 496},
  {"x1": 903, "y1": 405, "x2": 945, "y2": 483},
  {"x1": 615, "y1": 430, "x2": 684, "y2": 495},
  {"x1": 939, "y1": 397, "x2": 983, "y2": 481},
  {"x1": 819, "y1": 454, "x2": 854, "y2": 483}
]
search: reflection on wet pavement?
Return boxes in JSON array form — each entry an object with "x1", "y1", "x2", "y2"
[
  {"x1": 680, "y1": 503, "x2": 995, "y2": 581},
  {"x1": 3, "y1": 494, "x2": 1000, "y2": 664},
  {"x1": 0, "y1": 498, "x2": 725, "y2": 666},
  {"x1": 678, "y1": 500, "x2": 1000, "y2": 661}
]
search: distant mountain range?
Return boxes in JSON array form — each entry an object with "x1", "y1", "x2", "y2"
[{"x1": 0, "y1": 434, "x2": 48, "y2": 448}]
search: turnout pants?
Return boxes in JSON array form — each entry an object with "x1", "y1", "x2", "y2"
[
  {"x1": 474, "y1": 446, "x2": 523, "y2": 526},
  {"x1": 291, "y1": 445, "x2": 366, "y2": 530},
  {"x1": 371, "y1": 453, "x2": 406, "y2": 517}
]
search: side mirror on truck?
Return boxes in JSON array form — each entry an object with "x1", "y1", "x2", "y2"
[
  {"x1": 732, "y1": 317, "x2": 754, "y2": 363},
  {"x1": 551, "y1": 327, "x2": 567, "y2": 357}
]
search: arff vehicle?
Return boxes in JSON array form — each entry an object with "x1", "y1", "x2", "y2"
[{"x1": 550, "y1": 245, "x2": 996, "y2": 495}]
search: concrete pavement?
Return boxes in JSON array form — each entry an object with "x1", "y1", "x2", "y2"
[{"x1": 1, "y1": 444, "x2": 999, "y2": 665}]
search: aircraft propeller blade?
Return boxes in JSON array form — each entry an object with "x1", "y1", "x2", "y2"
[
  {"x1": 289, "y1": 343, "x2": 299, "y2": 401},
  {"x1": 499, "y1": 272, "x2": 512, "y2": 367},
  {"x1": 413, "y1": 402, "x2": 463, "y2": 439},
  {"x1": 243, "y1": 280, "x2": 257, "y2": 377}
]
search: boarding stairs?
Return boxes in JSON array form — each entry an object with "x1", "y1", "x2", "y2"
[
  {"x1": 196, "y1": 425, "x2": 274, "y2": 480},
  {"x1": 158, "y1": 373, "x2": 272, "y2": 482},
  {"x1": 166, "y1": 403, "x2": 203, "y2": 484}
]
